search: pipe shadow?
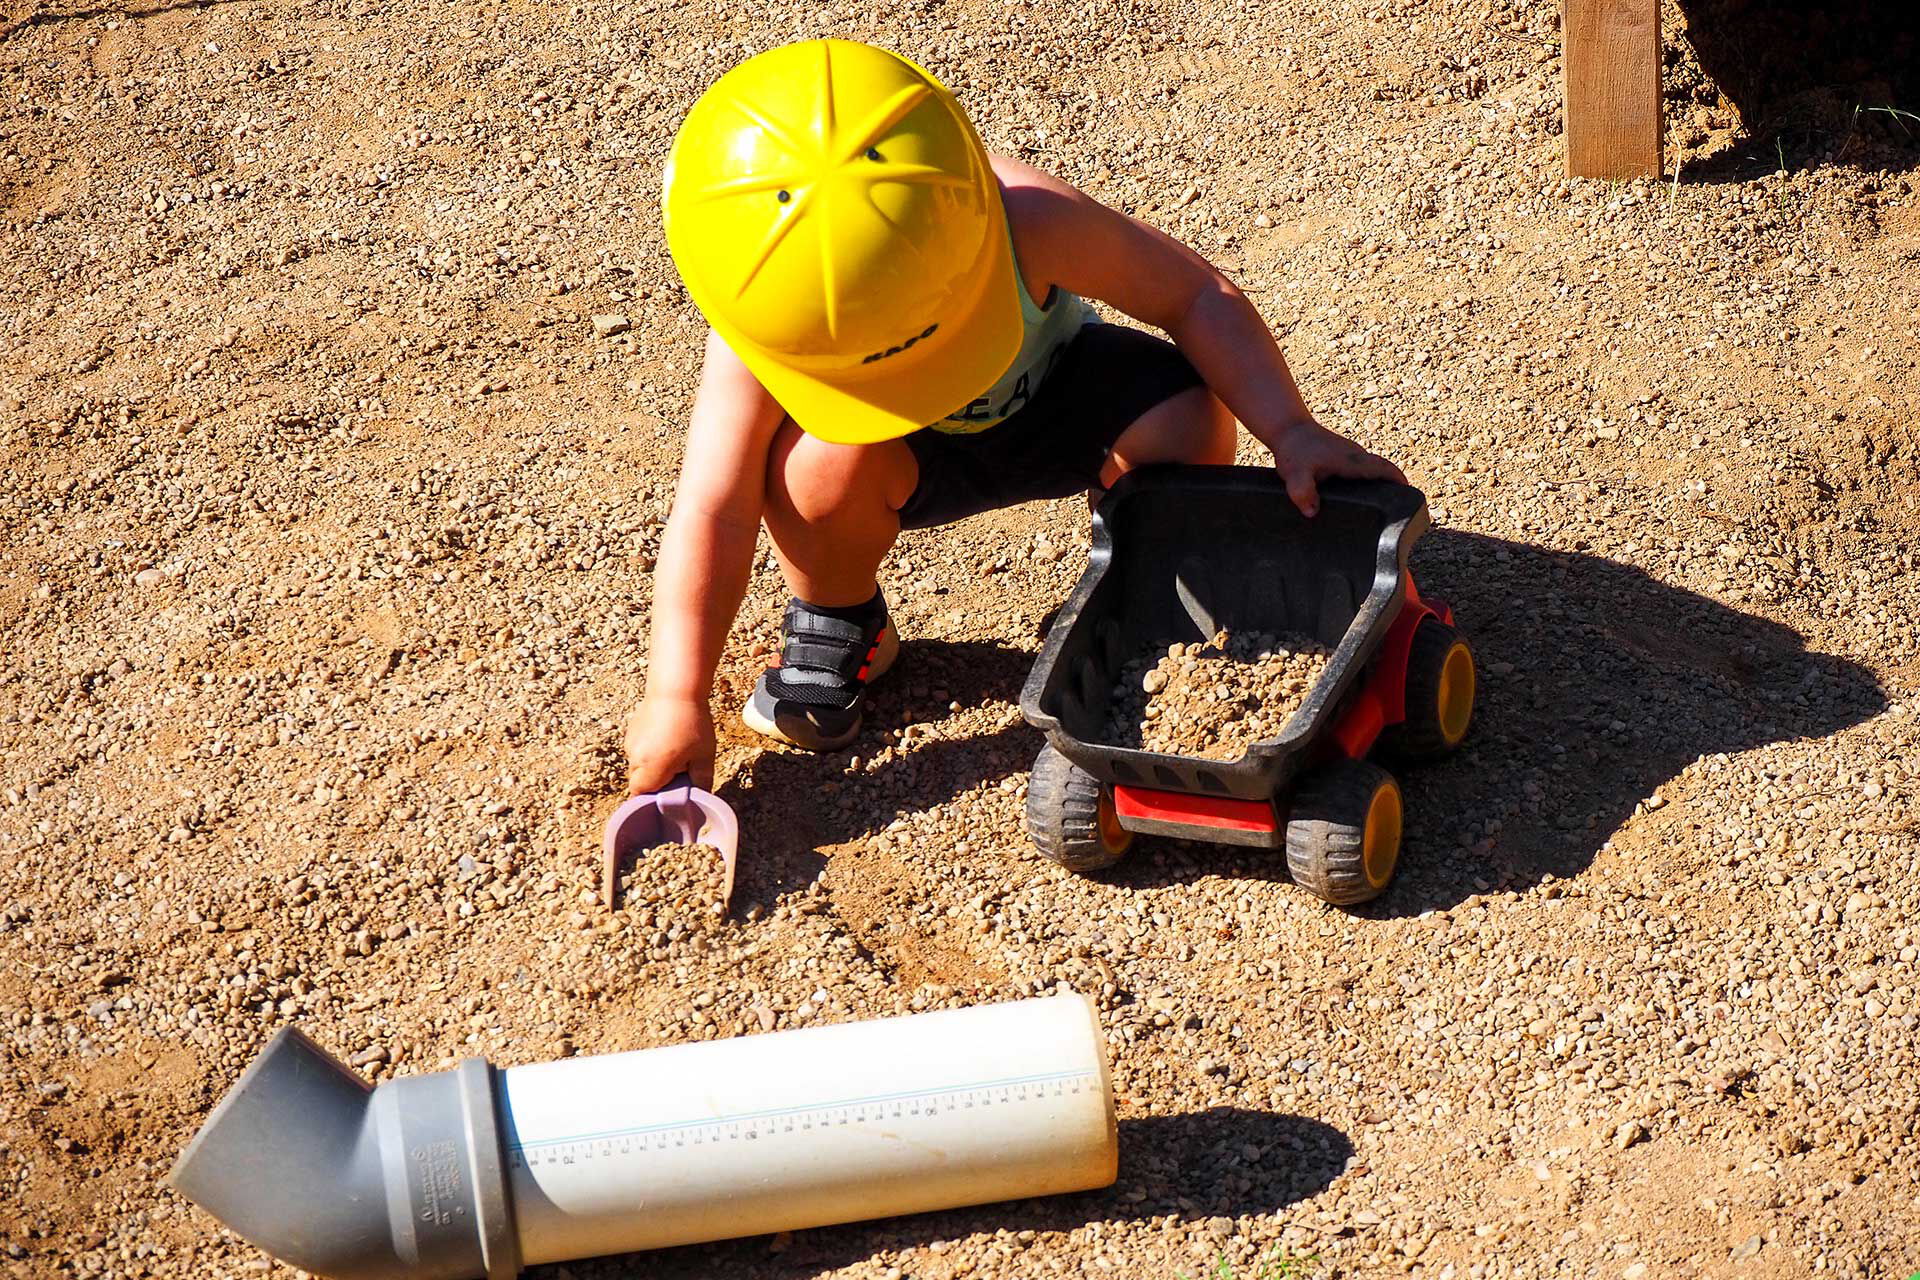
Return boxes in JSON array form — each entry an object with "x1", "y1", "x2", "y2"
[
  {"x1": 1098, "y1": 530, "x2": 1886, "y2": 915},
  {"x1": 543, "y1": 1108, "x2": 1352, "y2": 1280}
]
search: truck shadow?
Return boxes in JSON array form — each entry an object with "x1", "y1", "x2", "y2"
[
  {"x1": 718, "y1": 535, "x2": 1884, "y2": 921},
  {"x1": 1110, "y1": 529, "x2": 1886, "y2": 915},
  {"x1": 1358, "y1": 529, "x2": 1882, "y2": 917},
  {"x1": 552, "y1": 1107, "x2": 1351, "y2": 1280}
]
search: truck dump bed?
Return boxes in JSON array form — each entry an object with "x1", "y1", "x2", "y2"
[{"x1": 1019, "y1": 466, "x2": 1429, "y2": 801}]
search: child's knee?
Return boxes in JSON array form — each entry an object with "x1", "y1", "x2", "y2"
[
  {"x1": 1195, "y1": 392, "x2": 1236, "y2": 461},
  {"x1": 768, "y1": 420, "x2": 911, "y2": 524},
  {"x1": 765, "y1": 420, "x2": 837, "y2": 522},
  {"x1": 1103, "y1": 389, "x2": 1236, "y2": 485},
  {"x1": 1159, "y1": 389, "x2": 1236, "y2": 465}
]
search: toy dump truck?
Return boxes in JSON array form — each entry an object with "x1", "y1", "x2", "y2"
[{"x1": 1019, "y1": 465, "x2": 1475, "y2": 905}]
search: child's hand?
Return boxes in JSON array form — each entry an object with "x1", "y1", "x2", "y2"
[
  {"x1": 1266, "y1": 418, "x2": 1406, "y2": 518},
  {"x1": 624, "y1": 696, "x2": 717, "y2": 794}
]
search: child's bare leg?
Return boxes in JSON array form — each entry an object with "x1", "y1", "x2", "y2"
[
  {"x1": 1091, "y1": 386, "x2": 1237, "y2": 501},
  {"x1": 762, "y1": 417, "x2": 918, "y2": 607}
]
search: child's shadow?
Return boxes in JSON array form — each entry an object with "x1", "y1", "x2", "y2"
[
  {"x1": 715, "y1": 636, "x2": 1041, "y2": 909},
  {"x1": 1112, "y1": 529, "x2": 1886, "y2": 913}
]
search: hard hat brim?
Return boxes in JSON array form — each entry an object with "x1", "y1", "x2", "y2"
[{"x1": 707, "y1": 196, "x2": 1024, "y2": 447}]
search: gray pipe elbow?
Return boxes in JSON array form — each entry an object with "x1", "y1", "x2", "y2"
[{"x1": 168, "y1": 1027, "x2": 519, "y2": 1280}]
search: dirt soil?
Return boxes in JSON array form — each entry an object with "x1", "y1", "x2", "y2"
[
  {"x1": 4, "y1": 0, "x2": 1920, "y2": 1278},
  {"x1": 1107, "y1": 632, "x2": 1332, "y2": 760}
]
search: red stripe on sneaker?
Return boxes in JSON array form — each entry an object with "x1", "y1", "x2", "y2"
[{"x1": 853, "y1": 626, "x2": 888, "y2": 685}]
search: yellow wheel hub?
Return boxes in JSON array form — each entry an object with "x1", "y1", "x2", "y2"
[
  {"x1": 1097, "y1": 790, "x2": 1132, "y2": 855},
  {"x1": 1362, "y1": 779, "x2": 1403, "y2": 889},
  {"x1": 1436, "y1": 641, "x2": 1476, "y2": 746}
]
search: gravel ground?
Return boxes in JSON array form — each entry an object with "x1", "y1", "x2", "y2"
[
  {"x1": 610, "y1": 841, "x2": 728, "y2": 926},
  {"x1": 3, "y1": 0, "x2": 1920, "y2": 1278},
  {"x1": 1106, "y1": 631, "x2": 1331, "y2": 759}
]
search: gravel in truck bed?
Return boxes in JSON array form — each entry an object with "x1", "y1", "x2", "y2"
[{"x1": 1104, "y1": 630, "x2": 1331, "y2": 760}]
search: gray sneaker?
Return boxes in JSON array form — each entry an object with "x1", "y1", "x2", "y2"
[{"x1": 742, "y1": 592, "x2": 898, "y2": 750}]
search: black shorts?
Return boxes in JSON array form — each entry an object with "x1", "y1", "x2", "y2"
[{"x1": 896, "y1": 323, "x2": 1204, "y2": 530}]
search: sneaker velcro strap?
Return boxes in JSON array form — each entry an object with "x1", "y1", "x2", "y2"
[
  {"x1": 785, "y1": 611, "x2": 871, "y2": 645},
  {"x1": 781, "y1": 640, "x2": 864, "y2": 677}
]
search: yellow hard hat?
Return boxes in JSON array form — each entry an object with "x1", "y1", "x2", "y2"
[{"x1": 663, "y1": 39, "x2": 1019, "y2": 444}]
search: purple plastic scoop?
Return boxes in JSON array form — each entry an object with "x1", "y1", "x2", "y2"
[{"x1": 601, "y1": 773, "x2": 738, "y2": 910}]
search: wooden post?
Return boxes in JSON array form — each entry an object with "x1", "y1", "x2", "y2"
[{"x1": 1563, "y1": 0, "x2": 1663, "y2": 179}]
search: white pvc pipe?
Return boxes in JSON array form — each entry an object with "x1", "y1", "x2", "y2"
[{"x1": 499, "y1": 992, "x2": 1116, "y2": 1264}]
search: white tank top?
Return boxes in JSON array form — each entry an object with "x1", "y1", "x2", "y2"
[{"x1": 932, "y1": 227, "x2": 1095, "y2": 434}]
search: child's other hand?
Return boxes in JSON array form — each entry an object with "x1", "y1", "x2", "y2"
[
  {"x1": 624, "y1": 696, "x2": 717, "y2": 794},
  {"x1": 1266, "y1": 419, "x2": 1406, "y2": 518}
]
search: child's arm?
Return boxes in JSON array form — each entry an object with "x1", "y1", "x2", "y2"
[
  {"x1": 995, "y1": 158, "x2": 1404, "y2": 516},
  {"x1": 625, "y1": 329, "x2": 787, "y2": 793}
]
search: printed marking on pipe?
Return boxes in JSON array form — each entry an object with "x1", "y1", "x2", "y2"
[{"x1": 507, "y1": 1068, "x2": 1099, "y2": 1168}]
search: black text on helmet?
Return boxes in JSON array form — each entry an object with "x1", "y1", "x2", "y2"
[{"x1": 861, "y1": 323, "x2": 939, "y2": 365}]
